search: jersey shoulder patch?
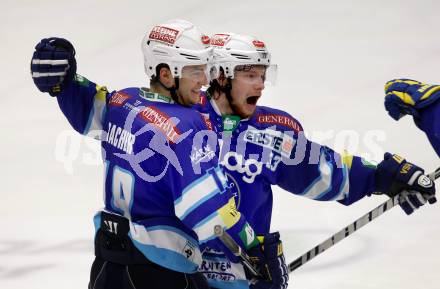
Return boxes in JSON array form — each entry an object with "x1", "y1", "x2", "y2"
[{"x1": 108, "y1": 87, "x2": 140, "y2": 107}]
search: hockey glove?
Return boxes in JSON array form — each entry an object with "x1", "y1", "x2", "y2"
[
  {"x1": 375, "y1": 153, "x2": 436, "y2": 215},
  {"x1": 247, "y1": 232, "x2": 289, "y2": 289},
  {"x1": 384, "y1": 79, "x2": 440, "y2": 120},
  {"x1": 31, "y1": 37, "x2": 77, "y2": 96}
]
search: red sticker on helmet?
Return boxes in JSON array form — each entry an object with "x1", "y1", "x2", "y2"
[
  {"x1": 252, "y1": 40, "x2": 265, "y2": 48},
  {"x1": 201, "y1": 35, "x2": 210, "y2": 45},
  {"x1": 149, "y1": 25, "x2": 180, "y2": 45},
  {"x1": 210, "y1": 34, "x2": 231, "y2": 47}
]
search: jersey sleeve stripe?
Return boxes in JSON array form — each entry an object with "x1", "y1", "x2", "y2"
[
  {"x1": 333, "y1": 164, "x2": 350, "y2": 200},
  {"x1": 192, "y1": 211, "x2": 225, "y2": 243},
  {"x1": 300, "y1": 152, "x2": 334, "y2": 199},
  {"x1": 84, "y1": 84, "x2": 108, "y2": 136},
  {"x1": 175, "y1": 173, "x2": 220, "y2": 219}
]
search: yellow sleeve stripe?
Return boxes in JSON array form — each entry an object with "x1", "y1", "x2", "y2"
[
  {"x1": 95, "y1": 84, "x2": 108, "y2": 102},
  {"x1": 420, "y1": 85, "x2": 440, "y2": 100},
  {"x1": 341, "y1": 150, "x2": 354, "y2": 169},
  {"x1": 387, "y1": 91, "x2": 415, "y2": 105},
  {"x1": 218, "y1": 197, "x2": 241, "y2": 228}
]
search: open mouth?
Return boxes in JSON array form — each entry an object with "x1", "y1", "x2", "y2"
[{"x1": 246, "y1": 96, "x2": 259, "y2": 105}]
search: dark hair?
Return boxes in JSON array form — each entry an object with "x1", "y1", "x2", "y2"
[{"x1": 207, "y1": 67, "x2": 227, "y2": 98}]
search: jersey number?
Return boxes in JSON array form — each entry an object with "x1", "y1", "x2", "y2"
[{"x1": 106, "y1": 163, "x2": 134, "y2": 218}]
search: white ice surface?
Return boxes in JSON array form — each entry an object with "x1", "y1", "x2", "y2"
[{"x1": 1, "y1": 1, "x2": 440, "y2": 288}]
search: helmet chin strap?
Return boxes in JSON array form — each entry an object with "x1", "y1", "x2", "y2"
[{"x1": 222, "y1": 78, "x2": 242, "y2": 117}]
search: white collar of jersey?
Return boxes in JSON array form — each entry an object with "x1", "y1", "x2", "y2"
[{"x1": 139, "y1": 88, "x2": 175, "y2": 104}]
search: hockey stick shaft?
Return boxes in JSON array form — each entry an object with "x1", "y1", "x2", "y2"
[
  {"x1": 214, "y1": 225, "x2": 262, "y2": 277},
  {"x1": 288, "y1": 166, "x2": 440, "y2": 273}
]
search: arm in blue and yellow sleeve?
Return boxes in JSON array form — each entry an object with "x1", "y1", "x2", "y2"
[
  {"x1": 275, "y1": 133, "x2": 377, "y2": 206},
  {"x1": 56, "y1": 74, "x2": 110, "y2": 136},
  {"x1": 336, "y1": 152, "x2": 377, "y2": 205}
]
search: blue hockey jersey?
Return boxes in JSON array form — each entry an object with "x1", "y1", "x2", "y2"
[
  {"x1": 195, "y1": 92, "x2": 377, "y2": 236},
  {"x1": 55, "y1": 75, "x2": 259, "y2": 274},
  {"x1": 55, "y1": 74, "x2": 378, "y2": 289},
  {"x1": 195, "y1": 93, "x2": 377, "y2": 288}
]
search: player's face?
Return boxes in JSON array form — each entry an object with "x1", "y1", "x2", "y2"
[
  {"x1": 229, "y1": 65, "x2": 266, "y2": 118},
  {"x1": 178, "y1": 65, "x2": 209, "y2": 106}
]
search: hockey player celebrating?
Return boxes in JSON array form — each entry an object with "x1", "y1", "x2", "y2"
[
  {"x1": 30, "y1": 20, "x2": 288, "y2": 289},
  {"x1": 31, "y1": 27, "x2": 436, "y2": 289},
  {"x1": 202, "y1": 33, "x2": 436, "y2": 219},
  {"x1": 384, "y1": 79, "x2": 440, "y2": 157},
  {"x1": 193, "y1": 33, "x2": 437, "y2": 286}
]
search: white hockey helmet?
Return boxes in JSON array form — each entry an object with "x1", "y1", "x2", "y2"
[
  {"x1": 210, "y1": 33, "x2": 277, "y2": 84},
  {"x1": 141, "y1": 19, "x2": 215, "y2": 81}
]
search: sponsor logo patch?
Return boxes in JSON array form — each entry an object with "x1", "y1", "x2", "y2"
[
  {"x1": 109, "y1": 91, "x2": 131, "y2": 107},
  {"x1": 239, "y1": 223, "x2": 259, "y2": 249},
  {"x1": 210, "y1": 34, "x2": 231, "y2": 47},
  {"x1": 221, "y1": 152, "x2": 263, "y2": 184},
  {"x1": 257, "y1": 114, "x2": 302, "y2": 133},
  {"x1": 149, "y1": 25, "x2": 180, "y2": 45},
  {"x1": 190, "y1": 144, "x2": 215, "y2": 164},
  {"x1": 199, "y1": 259, "x2": 236, "y2": 282},
  {"x1": 74, "y1": 74, "x2": 90, "y2": 87},
  {"x1": 182, "y1": 241, "x2": 196, "y2": 261},
  {"x1": 138, "y1": 106, "x2": 181, "y2": 143},
  {"x1": 244, "y1": 127, "x2": 295, "y2": 158}
]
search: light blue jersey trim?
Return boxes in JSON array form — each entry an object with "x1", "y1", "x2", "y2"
[
  {"x1": 193, "y1": 211, "x2": 220, "y2": 243},
  {"x1": 130, "y1": 235, "x2": 199, "y2": 273},
  {"x1": 147, "y1": 225, "x2": 198, "y2": 245},
  {"x1": 179, "y1": 188, "x2": 220, "y2": 220},
  {"x1": 315, "y1": 162, "x2": 334, "y2": 200},
  {"x1": 331, "y1": 164, "x2": 349, "y2": 201},
  {"x1": 299, "y1": 152, "x2": 333, "y2": 200},
  {"x1": 93, "y1": 212, "x2": 102, "y2": 237},
  {"x1": 175, "y1": 173, "x2": 211, "y2": 205},
  {"x1": 83, "y1": 103, "x2": 95, "y2": 135}
]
